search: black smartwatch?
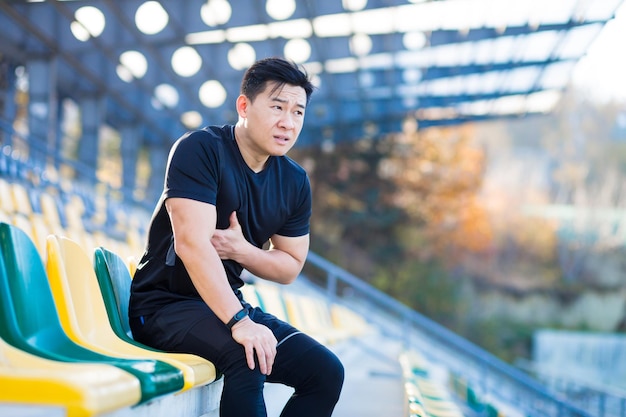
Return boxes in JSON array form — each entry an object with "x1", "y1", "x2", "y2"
[{"x1": 226, "y1": 308, "x2": 248, "y2": 329}]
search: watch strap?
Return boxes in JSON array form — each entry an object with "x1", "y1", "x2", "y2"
[{"x1": 226, "y1": 307, "x2": 248, "y2": 329}]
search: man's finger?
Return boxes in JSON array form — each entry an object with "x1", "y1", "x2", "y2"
[
  {"x1": 256, "y1": 345, "x2": 268, "y2": 375},
  {"x1": 245, "y1": 344, "x2": 256, "y2": 370}
]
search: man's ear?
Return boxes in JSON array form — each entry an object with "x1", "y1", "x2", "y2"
[{"x1": 236, "y1": 94, "x2": 248, "y2": 118}]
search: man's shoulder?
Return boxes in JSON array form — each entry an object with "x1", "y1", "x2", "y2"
[
  {"x1": 171, "y1": 125, "x2": 232, "y2": 156},
  {"x1": 180, "y1": 124, "x2": 232, "y2": 144},
  {"x1": 278, "y1": 154, "x2": 306, "y2": 174}
]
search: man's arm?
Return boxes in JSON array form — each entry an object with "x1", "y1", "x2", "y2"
[
  {"x1": 166, "y1": 198, "x2": 277, "y2": 374},
  {"x1": 211, "y1": 211, "x2": 309, "y2": 284}
]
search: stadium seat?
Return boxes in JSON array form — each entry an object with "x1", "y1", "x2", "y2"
[
  {"x1": 400, "y1": 350, "x2": 465, "y2": 417},
  {"x1": 0, "y1": 337, "x2": 140, "y2": 417},
  {"x1": 253, "y1": 282, "x2": 290, "y2": 322},
  {"x1": 92, "y1": 245, "x2": 217, "y2": 389},
  {"x1": 0, "y1": 178, "x2": 15, "y2": 214},
  {"x1": 239, "y1": 283, "x2": 263, "y2": 308},
  {"x1": 330, "y1": 303, "x2": 371, "y2": 338},
  {"x1": 0, "y1": 222, "x2": 184, "y2": 403},
  {"x1": 9, "y1": 182, "x2": 34, "y2": 217},
  {"x1": 46, "y1": 236, "x2": 217, "y2": 391},
  {"x1": 39, "y1": 191, "x2": 64, "y2": 229}
]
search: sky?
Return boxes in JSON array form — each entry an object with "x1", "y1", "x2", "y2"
[{"x1": 571, "y1": 2, "x2": 626, "y2": 103}]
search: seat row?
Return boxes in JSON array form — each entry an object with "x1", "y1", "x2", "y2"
[
  {"x1": 448, "y1": 373, "x2": 524, "y2": 417},
  {"x1": 399, "y1": 350, "x2": 465, "y2": 417},
  {"x1": 0, "y1": 176, "x2": 145, "y2": 261},
  {"x1": 0, "y1": 221, "x2": 219, "y2": 416},
  {"x1": 0, "y1": 221, "x2": 370, "y2": 416}
]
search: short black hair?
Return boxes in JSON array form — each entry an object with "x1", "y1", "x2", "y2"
[{"x1": 240, "y1": 57, "x2": 314, "y2": 105}]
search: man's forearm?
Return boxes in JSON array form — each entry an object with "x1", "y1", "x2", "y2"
[
  {"x1": 237, "y1": 244, "x2": 304, "y2": 284},
  {"x1": 177, "y1": 235, "x2": 245, "y2": 324}
]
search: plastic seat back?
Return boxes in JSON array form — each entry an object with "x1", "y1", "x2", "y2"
[
  {"x1": 0, "y1": 222, "x2": 65, "y2": 352},
  {"x1": 93, "y1": 247, "x2": 134, "y2": 340},
  {"x1": 93, "y1": 246, "x2": 219, "y2": 388},
  {"x1": 45, "y1": 235, "x2": 110, "y2": 343},
  {"x1": 0, "y1": 222, "x2": 183, "y2": 403}
]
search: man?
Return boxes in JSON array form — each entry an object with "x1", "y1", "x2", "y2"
[{"x1": 129, "y1": 57, "x2": 344, "y2": 417}]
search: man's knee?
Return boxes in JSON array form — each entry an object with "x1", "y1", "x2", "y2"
[{"x1": 304, "y1": 345, "x2": 345, "y2": 399}]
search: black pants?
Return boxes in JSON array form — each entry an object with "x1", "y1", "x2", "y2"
[{"x1": 130, "y1": 299, "x2": 344, "y2": 417}]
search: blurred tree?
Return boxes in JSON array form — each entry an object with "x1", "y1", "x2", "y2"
[{"x1": 291, "y1": 122, "x2": 489, "y2": 321}]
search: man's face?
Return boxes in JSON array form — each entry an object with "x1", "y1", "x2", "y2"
[{"x1": 240, "y1": 81, "x2": 307, "y2": 157}]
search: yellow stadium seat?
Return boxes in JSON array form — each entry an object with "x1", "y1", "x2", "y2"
[
  {"x1": 0, "y1": 337, "x2": 140, "y2": 417},
  {"x1": 64, "y1": 194, "x2": 87, "y2": 231},
  {"x1": 45, "y1": 235, "x2": 217, "y2": 391},
  {"x1": 10, "y1": 214, "x2": 35, "y2": 243},
  {"x1": 29, "y1": 215, "x2": 52, "y2": 256},
  {"x1": 10, "y1": 182, "x2": 33, "y2": 216},
  {"x1": 330, "y1": 303, "x2": 371, "y2": 337},
  {"x1": 39, "y1": 191, "x2": 63, "y2": 229},
  {"x1": 127, "y1": 255, "x2": 138, "y2": 278},
  {"x1": 283, "y1": 294, "x2": 346, "y2": 344},
  {"x1": 253, "y1": 283, "x2": 290, "y2": 322},
  {"x1": 0, "y1": 178, "x2": 15, "y2": 214}
]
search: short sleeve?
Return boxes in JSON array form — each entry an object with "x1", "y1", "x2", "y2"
[
  {"x1": 276, "y1": 173, "x2": 312, "y2": 237},
  {"x1": 164, "y1": 130, "x2": 221, "y2": 205}
]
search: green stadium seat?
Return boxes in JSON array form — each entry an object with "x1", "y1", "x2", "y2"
[
  {"x1": 0, "y1": 222, "x2": 184, "y2": 403},
  {"x1": 91, "y1": 245, "x2": 217, "y2": 389},
  {"x1": 0, "y1": 336, "x2": 140, "y2": 416}
]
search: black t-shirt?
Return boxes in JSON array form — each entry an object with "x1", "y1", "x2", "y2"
[{"x1": 129, "y1": 125, "x2": 311, "y2": 317}]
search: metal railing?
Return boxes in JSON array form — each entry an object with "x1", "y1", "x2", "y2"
[{"x1": 304, "y1": 251, "x2": 607, "y2": 417}]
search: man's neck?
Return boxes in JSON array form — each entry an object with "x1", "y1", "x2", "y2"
[{"x1": 234, "y1": 124, "x2": 269, "y2": 173}]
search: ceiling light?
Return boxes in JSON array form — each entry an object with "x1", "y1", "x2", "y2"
[
  {"x1": 226, "y1": 25, "x2": 269, "y2": 42},
  {"x1": 268, "y1": 19, "x2": 313, "y2": 39},
  {"x1": 181, "y1": 111, "x2": 203, "y2": 129},
  {"x1": 325, "y1": 57, "x2": 359, "y2": 73},
  {"x1": 313, "y1": 14, "x2": 352, "y2": 37},
  {"x1": 403, "y1": 68, "x2": 422, "y2": 84},
  {"x1": 172, "y1": 46, "x2": 202, "y2": 77},
  {"x1": 266, "y1": 0, "x2": 296, "y2": 21},
  {"x1": 284, "y1": 38, "x2": 311, "y2": 63},
  {"x1": 119, "y1": 50, "x2": 148, "y2": 79},
  {"x1": 403, "y1": 31, "x2": 427, "y2": 50},
  {"x1": 70, "y1": 22, "x2": 90, "y2": 42},
  {"x1": 342, "y1": 0, "x2": 367, "y2": 12},
  {"x1": 199, "y1": 80, "x2": 227, "y2": 108},
  {"x1": 228, "y1": 43, "x2": 256, "y2": 70},
  {"x1": 201, "y1": 0, "x2": 232, "y2": 26},
  {"x1": 71, "y1": 6, "x2": 105, "y2": 41},
  {"x1": 135, "y1": 1, "x2": 169, "y2": 35},
  {"x1": 154, "y1": 84, "x2": 179, "y2": 108},
  {"x1": 350, "y1": 33, "x2": 372, "y2": 56},
  {"x1": 185, "y1": 30, "x2": 226, "y2": 44},
  {"x1": 116, "y1": 65, "x2": 134, "y2": 83}
]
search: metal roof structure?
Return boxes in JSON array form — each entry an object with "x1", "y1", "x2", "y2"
[
  {"x1": 0, "y1": 0, "x2": 624, "y2": 198},
  {"x1": 2, "y1": 0, "x2": 623, "y2": 141}
]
